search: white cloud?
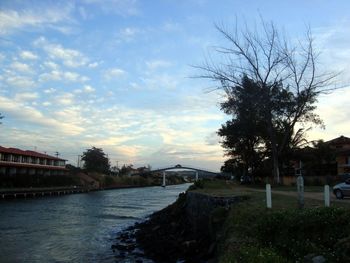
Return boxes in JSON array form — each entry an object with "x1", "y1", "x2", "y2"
[
  {"x1": 118, "y1": 27, "x2": 140, "y2": 41},
  {"x1": 39, "y1": 70, "x2": 89, "y2": 83},
  {"x1": 104, "y1": 68, "x2": 126, "y2": 80},
  {"x1": 5, "y1": 75, "x2": 35, "y2": 88},
  {"x1": 34, "y1": 37, "x2": 89, "y2": 68},
  {"x1": 54, "y1": 92, "x2": 75, "y2": 105},
  {"x1": 146, "y1": 59, "x2": 172, "y2": 70},
  {"x1": 0, "y1": 95, "x2": 83, "y2": 135},
  {"x1": 142, "y1": 73, "x2": 178, "y2": 90},
  {"x1": 162, "y1": 22, "x2": 182, "y2": 32},
  {"x1": 14, "y1": 92, "x2": 39, "y2": 102},
  {"x1": 83, "y1": 85, "x2": 95, "y2": 93},
  {"x1": 20, "y1": 51, "x2": 38, "y2": 60},
  {"x1": 81, "y1": 0, "x2": 140, "y2": 16},
  {"x1": 10, "y1": 61, "x2": 33, "y2": 74},
  {"x1": 308, "y1": 88, "x2": 350, "y2": 141},
  {"x1": 0, "y1": 53, "x2": 5, "y2": 62},
  {"x1": 39, "y1": 70, "x2": 61, "y2": 82},
  {"x1": 88, "y1": 62, "x2": 99, "y2": 68},
  {"x1": 0, "y1": 5, "x2": 73, "y2": 35},
  {"x1": 43, "y1": 88, "x2": 57, "y2": 94},
  {"x1": 43, "y1": 61, "x2": 59, "y2": 70}
]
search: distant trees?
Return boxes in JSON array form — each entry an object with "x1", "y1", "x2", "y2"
[
  {"x1": 199, "y1": 20, "x2": 336, "y2": 183},
  {"x1": 81, "y1": 147, "x2": 110, "y2": 174},
  {"x1": 297, "y1": 140, "x2": 337, "y2": 177},
  {"x1": 119, "y1": 164, "x2": 134, "y2": 176}
]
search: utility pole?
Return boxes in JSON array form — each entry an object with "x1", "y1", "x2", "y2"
[
  {"x1": 77, "y1": 155, "x2": 81, "y2": 168},
  {"x1": 55, "y1": 152, "x2": 60, "y2": 158}
]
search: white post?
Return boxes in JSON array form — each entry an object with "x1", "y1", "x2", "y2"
[
  {"x1": 324, "y1": 185, "x2": 330, "y2": 207},
  {"x1": 162, "y1": 171, "x2": 166, "y2": 187},
  {"x1": 266, "y1": 184, "x2": 272, "y2": 209},
  {"x1": 297, "y1": 175, "x2": 304, "y2": 209},
  {"x1": 195, "y1": 171, "x2": 198, "y2": 181}
]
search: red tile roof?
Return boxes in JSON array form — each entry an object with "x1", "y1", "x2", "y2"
[
  {"x1": 325, "y1": 136, "x2": 350, "y2": 146},
  {"x1": 0, "y1": 161, "x2": 68, "y2": 170},
  {"x1": 0, "y1": 146, "x2": 66, "y2": 161}
]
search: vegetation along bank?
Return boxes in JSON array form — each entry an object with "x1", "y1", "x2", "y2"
[{"x1": 113, "y1": 179, "x2": 350, "y2": 263}]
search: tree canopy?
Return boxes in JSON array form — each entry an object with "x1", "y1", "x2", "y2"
[
  {"x1": 81, "y1": 147, "x2": 110, "y2": 174},
  {"x1": 199, "y1": 20, "x2": 336, "y2": 183}
]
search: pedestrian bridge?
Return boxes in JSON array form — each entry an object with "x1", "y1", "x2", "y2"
[{"x1": 150, "y1": 164, "x2": 219, "y2": 187}]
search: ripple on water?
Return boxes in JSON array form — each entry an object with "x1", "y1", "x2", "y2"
[{"x1": 0, "y1": 183, "x2": 191, "y2": 263}]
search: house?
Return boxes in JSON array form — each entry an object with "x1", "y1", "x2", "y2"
[
  {"x1": 0, "y1": 146, "x2": 68, "y2": 176},
  {"x1": 325, "y1": 135, "x2": 350, "y2": 178}
]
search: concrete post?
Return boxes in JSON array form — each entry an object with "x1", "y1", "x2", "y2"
[
  {"x1": 297, "y1": 175, "x2": 304, "y2": 209},
  {"x1": 162, "y1": 171, "x2": 166, "y2": 187},
  {"x1": 195, "y1": 171, "x2": 198, "y2": 181},
  {"x1": 266, "y1": 184, "x2": 272, "y2": 208},
  {"x1": 324, "y1": 185, "x2": 330, "y2": 207}
]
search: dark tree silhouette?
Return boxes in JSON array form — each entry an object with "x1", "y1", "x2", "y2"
[
  {"x1": 198, "y1": 20, "x2": 336, "y2": 183},
  {"x1": 218, "y1": 76, "x2": 266, "y2": 177},
  {"x1": 81, "y1": 147, "x2": 110, "y2": 174}
]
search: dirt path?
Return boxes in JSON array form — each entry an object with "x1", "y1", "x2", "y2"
[{"x1": 243, "y1": 187, "x2": 350, "y2": 203}]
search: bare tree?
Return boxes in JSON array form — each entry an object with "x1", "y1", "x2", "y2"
[{"x1": 197, "y1": 20, "x2": 336, "y2": 184}]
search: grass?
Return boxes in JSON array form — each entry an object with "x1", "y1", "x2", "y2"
[
  {"x1": 190, "y1": 179, "x2": 350, "y2": 209},
  {"x1": 189, "y1": 179, "x2": 350, "y2": 262}
]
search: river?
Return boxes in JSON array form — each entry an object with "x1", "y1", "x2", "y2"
[{"x1": 0, "y1": 183, "x2": 191, "y2": 263}]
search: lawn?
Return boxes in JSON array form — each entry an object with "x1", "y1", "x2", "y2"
[{"x1": 189, "y1": 179, "x2": 350, "y2": 262}]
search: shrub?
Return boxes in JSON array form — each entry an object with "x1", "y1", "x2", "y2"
[
  {"x1": 253, "y1": 207, "x2": 350, "y2": 261},
  {"x1": 221, "y1": 245, "x2": 289, "y2": 263}
]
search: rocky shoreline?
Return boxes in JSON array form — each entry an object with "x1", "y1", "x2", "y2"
[{"x1": 112, "y1": 191, "x2": 246, "y2": 263}]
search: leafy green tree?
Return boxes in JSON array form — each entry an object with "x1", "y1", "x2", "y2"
[{"x1": 81, "y1": 147, "x2": 110, "y2": 174}]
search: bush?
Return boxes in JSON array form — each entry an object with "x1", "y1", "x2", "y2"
[
  {"x1": 221, "y1": 245, "x2": 289, "y2": 263},
  {"x1": 219, "y1": 205, "x2": 350, "y2": 262},
  {"x1": 188, "y1": 179, "x2": 204, "y2": 190},
  {"x1": 253, "y1": 207, "x2": 350, "y2": 261}
]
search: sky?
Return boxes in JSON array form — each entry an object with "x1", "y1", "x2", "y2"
[{"x1": 1, "y1": 0, "x2": 350, "y2": 171}]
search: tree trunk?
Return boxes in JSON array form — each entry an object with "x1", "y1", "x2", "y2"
[
  {"x1": 265, "y1": 98, "x2": 280, "y2": 184},
  {"x1": 272, "y1": 152, "x2": 280, "y2": 184}
]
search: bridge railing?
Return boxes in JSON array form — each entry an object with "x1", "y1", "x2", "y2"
[{"x1": 150, "y1": 164, "x2": 220, "y2": 175}]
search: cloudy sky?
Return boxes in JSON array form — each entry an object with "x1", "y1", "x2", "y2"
[{"x1": 1, "y1": 0, "x2": 350, "y2": 171}]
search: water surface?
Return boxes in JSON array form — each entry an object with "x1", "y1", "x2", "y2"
[{"x1": 0, "y1": 184, "x2": 191, "y2": 263}]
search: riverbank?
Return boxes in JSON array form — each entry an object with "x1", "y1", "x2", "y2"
[
  {"x1": 112, "y1": 192, "x2": 217, "y2": 263},
  {"x1": 112, "y1": 182, "x2": 245, "y2": 262},
  {"x1": 113, "y1": 180, "x2": 350, "y2": 262},
  {"x1": 0, "y1": 181, "x2": 187, "y2": 200}
]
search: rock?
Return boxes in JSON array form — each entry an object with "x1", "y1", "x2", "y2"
[
  {"x1": 312, "y1": 255, "x2": 326, "y2": 263},
  {"x1": 208, "y1": 242, "x2": 216, "y2": 256},
  {"x1": 152, "y1": 225, "x2": 160, "y2": 231},
  {"x1": 114, "y1": 243, "x2": 136, "y2": 251},
  {"x1": 182, "y1": 240, "x2": 196, "y2": 248},
  {"x1": 304, "y1": 254, "x2": 326, "y2": 263}
]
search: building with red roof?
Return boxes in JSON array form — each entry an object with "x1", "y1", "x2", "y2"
[
  {"x1": 325, "y1": 135, "x2": 350, "y2": 177},
  {"x1": 0, "y1": 146, "x2": 68, "y2": 176}
]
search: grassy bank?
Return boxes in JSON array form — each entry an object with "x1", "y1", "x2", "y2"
[{"x1": 189, "y1": 180, "x2": 350, "y2": 262}]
